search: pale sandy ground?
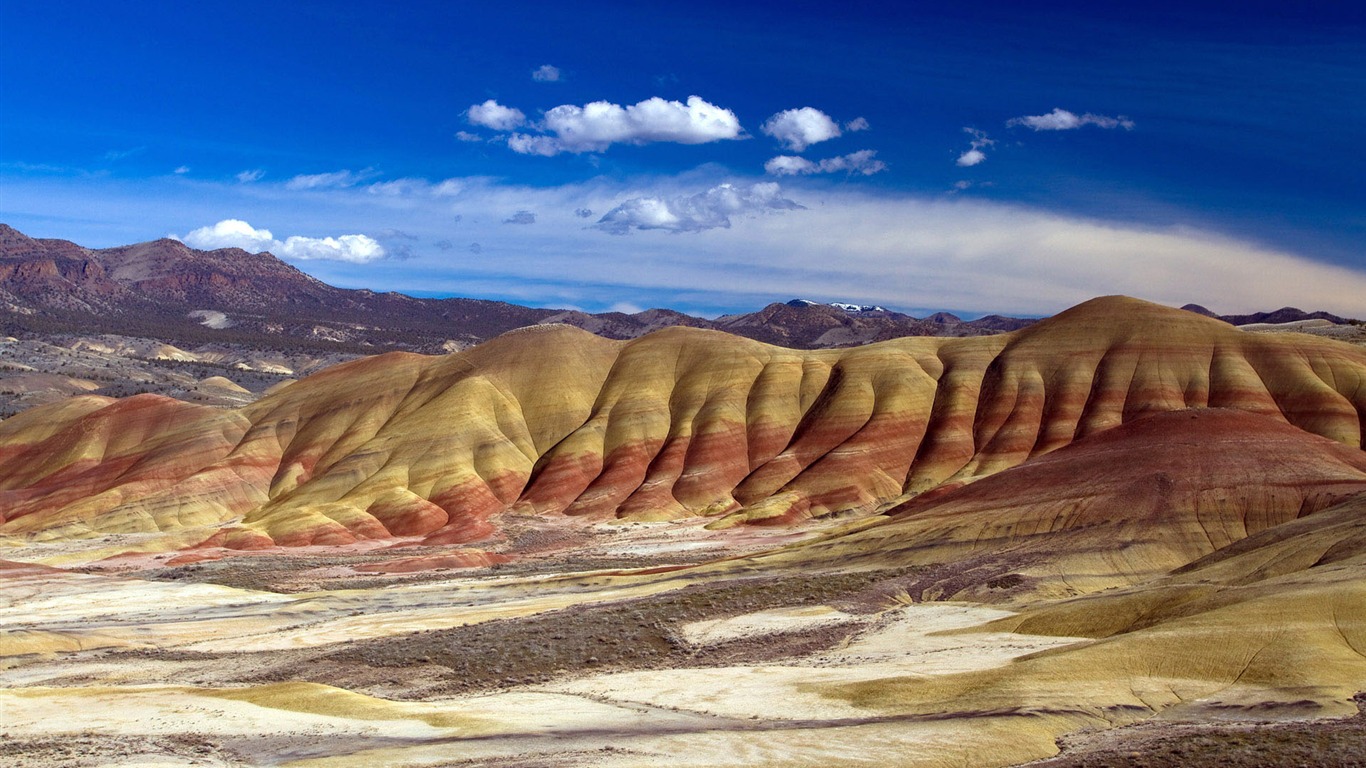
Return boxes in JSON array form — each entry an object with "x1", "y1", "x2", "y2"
[{"x1": 0, "y1": 551, "x2": 1094, "y2": 768}]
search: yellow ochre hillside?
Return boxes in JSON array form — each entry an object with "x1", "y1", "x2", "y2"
[{"x1": 0, "y1": 296, "x2": 1363, "y2": 559}]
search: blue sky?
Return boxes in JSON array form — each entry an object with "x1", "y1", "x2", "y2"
[{"x1": 2, "y1": 1, "x2": 1364, "y2": 317}]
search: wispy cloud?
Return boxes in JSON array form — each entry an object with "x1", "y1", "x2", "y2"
[
  {"x1": 103, "y1": 146, "x2": 145, "y2": 162},
  {"x1": 504, "y1": 96, "x2": 743, "y2": 156},
  {"x1": 594, "y1": 182, "x2": 802, "y2": 234},
  {"x1": 844, "y1": 117, "x2": 870, "y2": 132},
  {"x1": 454, "y1": 130, "x2": 484, "y2": 142},
  {"x1": 956, "y1": 127, "x2": 994, "y2": 167},
  {"x1": 15, "y1": 170, "x2": 1366, "y2": 317},
  {"x1": 235, "y1": 169, "x2": 264, "y2": 183},
  {"x1": 531, "y1": 64, "x2": 561, "y2": 82},
  {"x1": 761, "y1": 107, "x2": 842, "y2": 152},
  {"x1": 1008, "y1": 108, "x2": 1135, "y2": 131},
  {"x1": 764, "y1": 150, "x2": 886, "y2": 176},
  {"x1": 285, "y1": 169, "x2": 370, "y2": 190},
  {"x1": 173, "y1": 165, "x2": 191, "y2": 175},
  {"x1": 179, "y1": 219, "x2": 387, "y2": 263}
]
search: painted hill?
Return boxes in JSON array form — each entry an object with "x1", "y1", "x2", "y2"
[{"x1": 2, "y1": 296, "x2": 1364, "y2": 566}]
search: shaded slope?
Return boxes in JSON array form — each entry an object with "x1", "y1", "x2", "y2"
[
  {"x1": 769, "y1": 408, "x2": 1366, "y2": 599},
  {"x1": 0, "y1": 297, "x2": 1364, "y2": 560}
]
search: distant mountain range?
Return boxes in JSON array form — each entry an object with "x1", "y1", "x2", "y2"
[
  {"x1": 0, "y1": 224, "x2": 1034, "y2": 351},
  {"x1": 1179, "y1": 303, "x2": 1351, "y2": 326},
  {"x1": 0, "y1": 224, "x2": 1354, "y2": 352}
]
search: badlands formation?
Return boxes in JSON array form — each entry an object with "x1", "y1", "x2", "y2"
[{"x1": 2, "y1": 296, "x2": 1365, "y2": 766}]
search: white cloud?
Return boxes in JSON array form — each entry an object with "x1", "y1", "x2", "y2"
[
  {"x1": 180, "y1": 219, "x2": 386, "y2": 263},
  {"x1": 765, "y1": 150, "x2": 886, "y2": 176},
  {"x1": 1007, "y1": 108, "x2": 1135, "y2": 131},
  {"x1": 235, "y1": 169, "x2": 264, "y2": 183},
  {"x1": 279, "y1": 234, "x2": 386, "y2": 263},
  {"x1": 532, "y1": 64, "x2": 561, "y2": 82},
  {"x1": 431, "y1": 179, "x2": 465, "y2": 197},
  {"x1": 366, "y1": 179, "x2": 426, "y2": 196},
  {"x1": 506, "y1": 133, "x2": 562, "y2": 156},
  {"x1": 956, "y1": 127, "x2": 994, "y2": 166},
  {"x1": 285, "y1": 170, "x2": 366, "y2": 190},
  {"x1": 182, "y1": 219, "x2": 277, "y2": 252},
  {"x1": 507, "y1": 96, "x2": 743, "y2": 155},
  {"x1": 761, "y1": 107, "x2": 842, "y2": 152},
  {"x1": 845, "y1": 117, "x2": 870, "y2": 132},
  {"x1": 595, "y1": 182, "x2": 802, "y2": 234},
  {"x1": 764, "y1": 156, "x2": 815, "y2": 175},
  {"x1": 454, "y1": 130, "x2": 484, "y2": 142},
  {"x1": 466, "y1": 99, "x2": 526, "y2": 131},
  {"x1": 956, "y1": 149, "x2": 986, "y2": 167},
  {"x1": 173, "y1": 166, "x2": 190, "y2": 175}
]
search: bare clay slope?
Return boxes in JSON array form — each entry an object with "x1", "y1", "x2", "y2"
[
  {"x1": 1, "y1": 297, "x2": 1364, "y2": 561},
  {"x1": 766, "y1": 408, "x2": 1366, "y2": 599}
]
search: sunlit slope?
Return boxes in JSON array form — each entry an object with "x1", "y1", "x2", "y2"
[
  {"x1": 1, "y1": 297, "x2": 1364, "y2": 550},
  {"x1": 816, "y1": 494, "x2": 1366, "y2": 765}
]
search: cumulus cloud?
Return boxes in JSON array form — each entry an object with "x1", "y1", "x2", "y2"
[
  {"x1": 506, "y1": 95, "x2": 743, "y2": 155},
  {"x1": 466, "y1": 99, "x2": 526, "y2": 131},
  {"x1": 180, "y1": 219, "x2": 387, "y2": 263},
  {"x1": 956, "y1": 149, "x2": 986, "y2": 167},
  {"x1": 764, "y1": 150, "x2": 886, "y2": 176},
  {"x1": 956, "y1": 128, "x2": 995, "y2": 167},
  {"x1": 503, "y1": 210, "x2": 536, "y2": 225},
  {"x1": 280, "y1": 234, "x2": 386, "y2": 262},
  {"x1": 761, "y1": 107, "x2": 842, "y2": 152},
  {"x1": 1007, "y1": 108, "x2": 1135, "y2": 131},
  {"x1": 594, "y1": 182, "x2": 802, "y2": 235},
  {"x1": 181, "y1": 219, "x2": 276, "y2": 253},
  {"x1": 235, "y1": 169, "x2": 264, "y2": 183},
  {"x1": 845, "y1": 117, "x2": 870, "y2": 132},
  {"x1": 454, "y1": 130, "x2": 484, "y2": 142},
  {"x1": 506, "y1": 133, "x2": 561, "y2": 156},
  {"x1": 173, "y1": 165, "x2": 190, "y2": 175},
  {"x1": 532, "y1": 64, "x2": 561, "y2": 82},
  {"x1": 285, "y1": 169, "x2": 367, "y2": 190}
]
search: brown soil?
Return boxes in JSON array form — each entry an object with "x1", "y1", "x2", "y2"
[
  {"x1": 0, "y1": 734, "x2": 239, "y2": 767},
  {"x1": 222, "y1": 567, "x2": 920, "y2": 698}
]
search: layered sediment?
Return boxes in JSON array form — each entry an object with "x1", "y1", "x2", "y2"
[{"x1": 1, "y1": 296, "x2": 1363, "y2": 558}]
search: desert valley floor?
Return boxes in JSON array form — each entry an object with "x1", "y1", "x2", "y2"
[{"x1": 2, "y1": 297, "x2": 1365, "y2": 767}]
